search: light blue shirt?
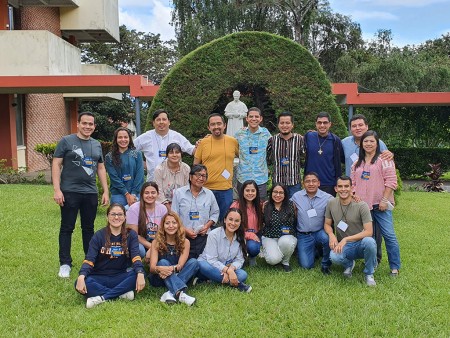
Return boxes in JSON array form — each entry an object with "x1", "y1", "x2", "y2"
[
  {"x1": 171, "y1": 185, "x2": 219, "y2": 233},
  {"x1": 291, "y1": 189, "x2": 333, "y2": 233},
  {"x1": 234, "y1": 126, "x2": 271, "y2": 185},
  {"x1": 342, "y1": 136, "x2": 387, "y2": 176},
  {"x1": 198, "y1": 227, "x2": 245, "y2": 270}
]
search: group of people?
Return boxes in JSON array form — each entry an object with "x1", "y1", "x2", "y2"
[{"x1": 52, "y1": 106, "x2": 401, "y2": 309}]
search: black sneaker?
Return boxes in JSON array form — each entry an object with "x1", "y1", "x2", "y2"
[
  {"x1": 321, "y1": 266, "x2": 332, "y2": 275},
  {"x1": 282, "y1": 264, "x2": 292, "y2": 273},
  {"x1": 237, "y1": 282, "x2": 252, "y2": 293}
]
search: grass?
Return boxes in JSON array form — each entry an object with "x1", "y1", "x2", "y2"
[{"x1": 0, "y1": 185, "x2": 449, "y2": 337}]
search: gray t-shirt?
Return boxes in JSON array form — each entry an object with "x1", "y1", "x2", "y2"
[
  {"x1": 325, "y1": 198, "x2": 372, "y2": 242},
  {"x1": 54, "y1": 134, "x2": 103, "y2": 194}
]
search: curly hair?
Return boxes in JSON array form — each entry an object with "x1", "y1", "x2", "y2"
[
  {"x1": 110, "y1": 127, "x2": 135, "y2": 167},
  {"x1": 105, "y1": 203, "x2": 129, "y2": 256},
  {"x1": 155, "y1": 211, "x2": 186, "y2": 256}
]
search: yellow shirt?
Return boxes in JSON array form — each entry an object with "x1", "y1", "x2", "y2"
[{"x1": 194, "y1": 135, "x2": 239, "y2": 190}]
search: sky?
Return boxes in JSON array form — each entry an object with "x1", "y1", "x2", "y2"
[{"x1": 118, "y1": 0, "x2": 450, "y2": 47}]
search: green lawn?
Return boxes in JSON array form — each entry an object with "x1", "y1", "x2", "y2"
[{"x1": 1, "y1": 185, "x2": 449, "y2": 337}]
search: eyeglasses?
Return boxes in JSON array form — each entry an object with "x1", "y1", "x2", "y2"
[
  {"x1": 272, "y1": 190, "x2": 285, "y2": 195},
  {"x1": 193, "y1": 173, "x2": 207, "y2": 179},
  {"x1": 109, "y1": 213, "x2": 125, "y2": 218}
]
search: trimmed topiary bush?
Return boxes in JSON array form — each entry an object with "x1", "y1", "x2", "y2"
[{"x1": 148, "y1": 31, "x2": 346, "y2": 140}]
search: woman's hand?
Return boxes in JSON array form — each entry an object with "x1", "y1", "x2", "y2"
[
  {"x1": 75, "y1": 275, "x2": 87, "y2": 294},
  {"x1": 228, "y1": 268, "x2": 239, "y2": 287},
  {"x1": 379, "y1": 201, "x2": 388, "y2": 211},
  {"x1": 136, "y1": 273, "x2": 146, "y2": 292},
  {"x1": 157, "y1": 266, "x2": 173, "y2": 279},
  {"x1": 248, "y1": 232, "x2": 260, "y2": 242}
]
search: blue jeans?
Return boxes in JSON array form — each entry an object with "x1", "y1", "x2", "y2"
[
  {"x1": 286, "y1": 183, "x2": 301, "y2": 199},
  {"x1": 212, "y1": 189, "x2": 233, "y2": 223},
  {"x1": 247, "y1": 239, "x2": 261, "y2": 258},
  {"x1": 330, "y1": 237, "x2": 377, "y2": 275},
  {"x1": 149, "y1": 258, "x2": 199, "y2": 295},
  {"x1": 77, "y1": 270, "x2": 137, "y2": 300},
  {"x1": 297, "y1": 230, "x2": 331, "y2": 269},
  {"x1": 111, "y1": 194, "x2": 140, "y2": 210},
  {"x1": 197, "y1": 260, "x2": 248, "y2": 284},
  {"x1": 371, "y1": 209, "x2": 401, "y2": 270}
]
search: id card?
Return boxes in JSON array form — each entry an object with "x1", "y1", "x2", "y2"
[
  {"x1": 159, "y1": 150, "x2": 166, "y2": 157},
  {"x1": 110, "y1": 245, "x2": 123, "y2": 257},
  {"x1": 361, "y1": 171, "x2": 370, "y2": 180},
  {"x1": 280, "y1": 157, "x2": 289, "y2": 166},
  {"x1": 249, "y1": 147, "x2": 258, "y2": 154},
  {"x1": 122, "y1": 174, "x2": 132, "y2": 182},
  {"x1": 222, "y1": 169, "x2": 231, "y2": 180},
  {"x1": 147, "y1": 223, "x2": 158, "y2": 240},
  {"x1": 350, "y1": 152, "x2": 358, "y2": 163},
  {"x1": 307, "y1": 209, "x2": 317, "y2": 218},
  {"x1": 281, "y1": 226, "x2": 291, "y2": 235},
  {"x1": 189, "y1": 211, "x2": 200, "y2": 220},
  {"x1": 82, "y1": 156, "x2": 93, "y2": 168},
  {"x1": 337, "y1": 221, "x2": 348, "y2": 232}
]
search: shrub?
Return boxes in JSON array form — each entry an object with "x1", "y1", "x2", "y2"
[
  {"x1": 35, "y1": 143, "x2": 57, "y2": 167},
  {"x1": 391, "y1": 148, "x2": 450, "y2": 178}
]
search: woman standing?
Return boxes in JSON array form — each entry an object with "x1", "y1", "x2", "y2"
[
  {"x1": 261, "y1": 184, "x2": 297, "y2": 272},
  {"x1": 351, "y1": 130, "x2": 401, "y2": 276},
  {"x1": 230, "y1": 180, "x2": 263, "y2": 266},
  {"x1": 154, "y1": 143, "x2": 190, "y2": 210},
  {"x1": 105, "y1": 127, "x2": 144, "y2": 208},
  {"x1": 197, "y1": 208, "x2": 252, "y2": 292},
  {"x1": 149, "y1": 212, "x2": 199, "y2": 306},
  {"x1": 126, "y1": 182, "x2": 167, "y2": 261},
  {"x1": 75, "y1": 203, "x2": 145, "y2": 308}
]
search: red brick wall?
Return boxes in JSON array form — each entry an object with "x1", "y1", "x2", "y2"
[{"x1": 19, "y1": 6, "x2": 61, "y2": 36}]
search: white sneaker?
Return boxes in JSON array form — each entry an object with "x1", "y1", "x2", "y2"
[
  {"x1": 86, "y1": 296, "x2": 105, "y2": 309},
  {"x1": 343, "y1": 261, "x2": 356, "y2": 278},
  {"x1": 119, "y1": 290, "x2": 134, "y2": 301},
  {"x1": 58, "y1": 264, "x2": 71, "y2": 278},
  {"x1": 178, "y1": 291, "x2": 196, "y2": 306},
  {"x1": 365, "y1": 274, "x2": 377, "y2": 287},
  {"x1": 160, "y1": 291, "x2": 176, "y2": 305}
]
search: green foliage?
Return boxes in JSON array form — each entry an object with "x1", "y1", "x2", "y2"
[
  {"x1": 1, "y1": 185, "x2": 449, "y2": 336},
  {"x1": 423, "y1": 163, "x2": 445, "y2": 192},
  {"x1": 0, "y1": 159, "x2": 47, "y2": 185},
  {"x1": 148, "y1": 31, "x2": 346, "y2": 140},
  {"x1": 35, "y1": 142, "x2": 57, "y2": 166},
  {"x1": 391, "y1": 148, "x2": 450, "y2": 178},
  {"x1": 394, "y1": 169, "x2": 402, "y2": 205}
]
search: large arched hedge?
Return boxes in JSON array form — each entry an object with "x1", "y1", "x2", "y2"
[{"x1": 148, "y1": 31, "x2": 346, "y2": 140}]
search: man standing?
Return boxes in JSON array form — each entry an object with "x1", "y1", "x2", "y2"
[
  {"x1": 172, "y1": 164, "x2": 220, "y2": 259},
  {"x1": 234, "y1": 107, "x2": 271, "y2": 199},
  {"x1": 134, "y1": 109, "x2": 195, "y2": 181},
  {"x1": 324, "y1": 176, "x2": 377, "y2": 286},
  {"x1": 304, "y1": 112, "x2": 344, "y2": 196},
  {"x1": 291, "y1": 172, "x2": 333, "y2": 274},
  {"x1": 52, "y1": 112, "x2": 109, "y2": 278},
  {"x1": 194, "y1": 114, "x2": 239, "y2": 222},
  {"x1": 266, "y1": 111, "x2": 304, "y2": 199}
]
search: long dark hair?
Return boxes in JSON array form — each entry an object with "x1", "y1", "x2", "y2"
[
  {"x1": 111, "y1": 127, "x2": 135, "y2": 167},
  {"x1": 238, "y1": 180, "x2": 262, "y2": 232},
  {"x1": 355, "y1": 130, "x2": 381, "y2": 168},
  {"x1": 264, "y1": 183, "x2": 293, "y2": 225},
  {"x1": 223, "y1": 208, "x2": 247, "y2": 258},
  {"x1": 105, "y1": 203, "x2": 128, "y2": 256},
  {"x1": 138, "y1": 181, "x2": 159, "y2": 238}
]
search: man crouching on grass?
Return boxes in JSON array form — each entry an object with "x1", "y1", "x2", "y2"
[{"x1": 323, "y1": 176, "x2": 377, "y2": 286}]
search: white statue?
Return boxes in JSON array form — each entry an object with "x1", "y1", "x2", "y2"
[{"x1": 224, "y1": 90, "x2": 248, "y2": 137}]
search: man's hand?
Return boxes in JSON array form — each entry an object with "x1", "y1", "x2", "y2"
[
  {"x1": 101, "y1": 192, "x2": 109, "y2": 206},
  {"x1": 333, "y1": 238, "x2": 347, "y2": 254},
  {"x1": 329, "y1": 234, "x2": 338, "y2": 251},
  {"x1": 126, "y1": 193, "x2": 137, "y2": 207},
  {"x1": 54, "y1": 190, "x2": 65, "y2": 206},
  {"x1": 198, "y1": 224, "x2": 210, "y2": 236},
  {"x1": 185, "y1": 228, "x2": 197, "y2": 239}
]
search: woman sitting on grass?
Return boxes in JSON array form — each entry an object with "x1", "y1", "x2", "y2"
[
  {"x1": 149, "y1": 211, "x2": 199, "y2": 306},
  {"x1": 230, "y1": 180, "x2": 263, "y2": 266},
  {"x1": 197, "y1": 208, "x2": 252, "y2": 292},
  {"x1": 261, "y1": 183, "x2": 297, "y2": 272},
  {"x1": 75, "y1": 203, "x2": 145, "y2": 309},
  {"x1": 126, "y1": 182, "x2": 167, "y2": 261}
]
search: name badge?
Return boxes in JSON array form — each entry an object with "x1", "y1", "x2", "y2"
[
  {"x1": 122, "y1": 174, "x2": 132, "y2": 182},
  {"x1": 222, "y1": 169, "x2": 231, "y2": 180},
  {"x1": 159, "y1": 150, "x2": 166, "y2": 158},
  {"x1": 361, "y1": 171, "x2": 370, "y2": 180},
  {"x1": 110, "y1": 245, "x2": 123, "y2": 257},
  {"x1": 147, "y1": 222, "x2": 158, "y2": 240},
  {"x1": 281, "y1": 157, "x2": 289, "y2": 166},
  {"x1": 249, "y1": 147, "x2": 258, "y2": 154},
  {"x1": 82, "y1": 156, "x2": 93, "y2": 168},
  {"x1": 189, "y1": 211, "x2": 200, "y2": 220},
  {"x1": 307, "y1": 209, "x2": 317, "y2": 218},
  {"x1": 281, "y1": 226, "x2": 291, "y2": 235},
  {"x1": 350, "y1": 152, "x2": 358, "y2": 162},
  {"x1": 246, "y1": 229, "x2": 256, "y2": 233},
  {"x1": 337, "y1": 221, "x2": 348, "y2": 232}
]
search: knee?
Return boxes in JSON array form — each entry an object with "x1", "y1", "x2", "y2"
[
  {"x1": 157, "y1": 259, "x2": 171, "y2": 267},
  {"x1": 236, "y1": 269, "x2": 248, "y2": 282},
  {"x1": 186, "y1": 258, "x2": 199, "y2": 271},
  {"x1": 279, "y1": 236, "x2": 297, "y2": 251},
  {"x1": 264, "y1": 252, "x2": 282, "y2": 265},
  {"x1": 362, "y1": 237, "x2": 377, "y2": 252}
]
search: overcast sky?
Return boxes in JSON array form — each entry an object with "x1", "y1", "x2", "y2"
[{"x1": 118, "y1": 0, "x2": 450, "y2": 47}]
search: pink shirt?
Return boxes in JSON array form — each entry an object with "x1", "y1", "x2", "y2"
[
  {"x1": 351, "y1": 158, "x2": 397, "y2": 210},
  {"x1": 230, "y1": 201, "x2": 261, "y2": 240},
  {"x1": 126, "y1": 201, "x2": 168, "y2": 241}
]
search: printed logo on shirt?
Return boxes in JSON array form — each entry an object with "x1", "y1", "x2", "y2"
[
  {"x1": 100, "y1": 241, "x2": 125, "y2": 259},
  {"x1": 146, "y1": 222, "x2": 158, "y2": 241}
]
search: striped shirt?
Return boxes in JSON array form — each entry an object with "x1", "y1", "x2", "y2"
[{"x1": 266, "y1": 133, "x2": 304, "y2": 186}]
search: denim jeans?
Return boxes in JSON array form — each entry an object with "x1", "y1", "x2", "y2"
[
  {"x1": 138, "y1": 243, "x2": 146, "y2": 258},
  {"x1": 197, "y1": 260, "x2": 248, "y2": 284},
  {"x1": 212, "y1": 189, "x2": 233, "y2": 223},
  {"x1": 262, "y1": 235, "x2": 297, "y2": 266},
  {"x1": 149, "y1": 258, "x2": 199, "y2": 295},
  {"x1": 297, "y1": 229, "x2": 331, "y2": 269},
  {"x1": 78, "y1": 270, "x2": 137, "y2": 300},
  {"x1": 59, "y1": 192, "x2": 98, "y2": 266},
  {"x1": 286, "y1": 183, "x2": 301, "y2": 199},
  {"x1": 111, "y1": 194, "x2": 140, "y2": 210},
  {"x1": 371, "y1": 209, "x2": 401, "y2": 270},
  {"x1": 247, "y1": 239, "x2": 261, "y2": 258},
  {"x1": 330, "y1": 237, "x2": 377, "y2": 275},
  {"x1": 188, "y1": 235, "x2": 208, "y2": 259}
]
